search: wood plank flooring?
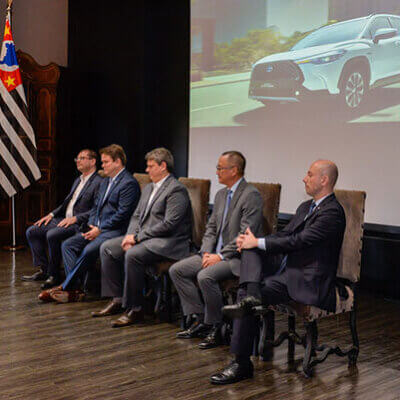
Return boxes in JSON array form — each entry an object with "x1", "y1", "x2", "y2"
[{"x1": 0, "y1": 250, "x2": 399, "y2": 400}]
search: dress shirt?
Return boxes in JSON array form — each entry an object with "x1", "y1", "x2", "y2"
[
  {"x1": 217, "y1": 177, "x2": 243, "y2": 259},
  {"x1": 144, "y1": 174, "x2": 170, "y2": 214},
  {"x1": 54, "y1": 171, "x2": 95, "y2": 219},
  {"x1": 257, "y1": 192, "x2": 333, "y2": 251}
]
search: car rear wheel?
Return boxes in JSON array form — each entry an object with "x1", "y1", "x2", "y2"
[{"x1": 341, "y1": 68, "x2": 367, "y2": 109}]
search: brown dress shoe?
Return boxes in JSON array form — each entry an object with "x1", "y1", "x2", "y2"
[
  {"x1": 50, "y1": 289, "x2": 85, "y2": 303},
  {"x1": 92, "y1": 301, "x2": 123, "y2": 318},
  {"x1": 111, "y1": 309, "x2": 144, "y2": 328},
  {"x1": 38, "y1": 285, "x2": 63, "y2": 302}
]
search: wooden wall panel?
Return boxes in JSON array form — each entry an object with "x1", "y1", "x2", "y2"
[{"x1": 0, "y1": 51, "x2": 60, "y2": 245}]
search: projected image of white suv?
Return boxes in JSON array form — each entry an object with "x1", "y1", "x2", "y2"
[{"x1": 249, "y1": 14, "x2": 400, "y2": 109}]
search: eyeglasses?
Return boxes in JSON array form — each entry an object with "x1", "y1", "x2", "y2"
[
  {"x1": 74, "y1": 157, "x2": 92, "y2": 162},
  {"x1": 216, "y1": 166, "x2": 234, "y2": 171}
]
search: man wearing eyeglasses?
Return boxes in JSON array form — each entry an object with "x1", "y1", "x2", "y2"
[
  {"x1": 169, "y1": 151, "x2": 264, "y2": 350},
  {"x1": 23, "y1": 149, "x2": 103, "y2": 288}
]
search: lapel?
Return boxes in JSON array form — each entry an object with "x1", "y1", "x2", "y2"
[
  {"x1": 291, "y1": 193, "x2": 335, "y2": 232},
  {"x1": 75, "y1": 172, "x2": 96, "y2": 204},
  {"x1": 140, "y1": 175, "x2": 172, "y2": 224},
  {"x1": 99, "y1": 170, "x2": 126, "y2": 211},
  {"x1": 139, "y1": 184, "x2": 154, "y2": 224},
  {"x1": 221, "y1": 178, "x2": 246, "y2": 233},
  {"x1": 65, "y1": 177, "x2": 80, "y2": 203}
]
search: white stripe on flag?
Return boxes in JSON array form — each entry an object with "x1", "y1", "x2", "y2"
[
  {"x1": 0, "y1": 166, "x2": 17, "y2": 196},
  {"x1": 0, "y1": 138, "x2": 30, "y2": 187},
  {"x1": 0, "y1": 79, "x2": 36, "y2": 147},
  {"x1": 0, "y1": 106, "x2": 41, "y2": 180}
]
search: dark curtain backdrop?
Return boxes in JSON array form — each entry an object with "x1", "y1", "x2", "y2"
[{"x1": 62, "y1": 0, "x2": 189, "y2": 188}]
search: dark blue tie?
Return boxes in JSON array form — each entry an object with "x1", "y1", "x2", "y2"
[{"x1": 276, "y1": 201, "x2": 317, "y2": 275}]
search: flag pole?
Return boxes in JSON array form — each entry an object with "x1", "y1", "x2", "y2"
[{"x1": 3, "y1": 0, "x2": 23, "y2": 252}]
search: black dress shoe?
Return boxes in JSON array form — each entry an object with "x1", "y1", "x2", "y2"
[
  {"x1": 222, "y1": 296, "x2": 262, "y2": 319},
  {"x1": 176, "y1": 321, "x2": 210, "y2": 339},
  {"x1": 210, "y1": 360, "x2": 254, "y2": 385},
  {"x1": 198, "y1": 325, "x2": 222, "y2": 349},
  {"x1": 41, "y1": 276, "x2": 61, "y2": 289},
  {"x1": 21, "y1": 269, "x2": 47, "y2": 282}
]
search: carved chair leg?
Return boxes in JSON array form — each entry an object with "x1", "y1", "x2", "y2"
[
  {"x1": 288, "y1": 315, "x2": 296, "y2": 363},
  {"x1": 259, "y1": 310, "x2": 275, "y2": 361},
  {"x1": 348, "y1": 309, "x2": 359, "y2": 366},
  {"x1": 302, "y1": 321, "x2": 317, "y2": 378}
]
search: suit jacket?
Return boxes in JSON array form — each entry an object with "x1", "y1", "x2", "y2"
[
  {"x1": 88, "y1": 169, "x2": 140, "y2": 234},
  {"x1": 52, "y1": 172, "x2": 103, "y2": 225},
  {"x1": 127, "y1": 174, "x2": 192, "y2": 261},
  {"x1": 200, "y1": 179, "x2": 264, "y2": 276},
  {"x1": 264, "y1": 193, "x2": 346, "y2": 312}
]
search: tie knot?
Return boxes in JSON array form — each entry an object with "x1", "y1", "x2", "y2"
[{"x1": 309, "y1": 201, "x2": 316, "y2": 213}]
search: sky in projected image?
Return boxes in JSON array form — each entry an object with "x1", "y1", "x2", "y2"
[{"x1": 189, "y1": 0, "x2": 400, "y2": 226}]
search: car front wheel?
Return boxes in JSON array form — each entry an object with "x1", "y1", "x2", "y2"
[{"x1": 341, "y1": 69, "x2": 367, "y2": 109}]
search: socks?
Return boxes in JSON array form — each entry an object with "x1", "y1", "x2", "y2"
[{"x1": 235, "y1": 354, "x2": 251, "y2": 365}]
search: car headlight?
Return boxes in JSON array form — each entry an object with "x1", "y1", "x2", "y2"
[{"x1": 295, "y1": 50, "x2": 346, "y2": 65}]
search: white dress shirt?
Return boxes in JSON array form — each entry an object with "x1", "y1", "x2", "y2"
[
  {"x1": 65, "y1": 171, "x2": 95, "y2": 218},
  {"x1": 144, "y1": 174, "x2": 170, "y2": 214}
]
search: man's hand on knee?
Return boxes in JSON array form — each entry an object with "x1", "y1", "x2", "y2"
[
  {"x1": 82, "y1": 225, "x2": 100, "y2": 241},
  {"x1": 202, "y1": 253, "x2": 222, "y2": 268},
  {"x1": 121, "y1": 234, "x2": 135, "y2": 251},
  {"x1": 34, "y1": 214, "x2": 53, "y2": 227},
  {"x1": 57, "y1": 216, "x2": 77, "y2": 228}
]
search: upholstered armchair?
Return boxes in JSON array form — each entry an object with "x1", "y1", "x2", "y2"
[{"x1": 258, "y1": 189, "x2": 366, "y2": 377}]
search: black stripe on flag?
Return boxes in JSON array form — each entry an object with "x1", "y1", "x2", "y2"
[
  {"x1": 1, "y1": 91, "x2": 37, "y2": 158},
  {"x1": 0, "y1": 132, "x2": 36, "y2": 184},
  {"x1": 0, "y1": 150, "x2": 24, "y2": 193}
]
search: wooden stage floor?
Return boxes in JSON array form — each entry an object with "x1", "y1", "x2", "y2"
[{"x1": 1, "y1": 250, "x2": 399, "y2": 400}]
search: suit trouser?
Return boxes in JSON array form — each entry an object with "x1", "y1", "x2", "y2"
[
  {"x1": 61, "y1": 230, "x2": 121, "y2": 290},
  {"x1": 169, "y1": 254, "x2": 237, "y2": 325},
  {"x1": 100, "y1": 237, "x2": 164, "y2": 309},
  {"x1": 230, "y1": 248, "x2": 289, "y2": 356},
  {"x1": 26, "y1": 219, "x2": 78, "y2": 277}
]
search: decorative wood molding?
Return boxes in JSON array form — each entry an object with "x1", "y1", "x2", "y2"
[{"x1": 0, "y1": 51, "x2": 60, "y2": 244}]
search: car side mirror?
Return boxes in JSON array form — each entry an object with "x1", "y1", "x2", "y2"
[{"x1": 373, "y1": 27, "x2": 397, "y2": 44}]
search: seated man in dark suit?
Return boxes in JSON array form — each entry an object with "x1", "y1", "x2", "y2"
[
  {"x1": 23, "y1": 149, "x2": 102, "y2": 289},
  {"x1": 169, "y1": 151, "x2": 263, "y2": 349},
  {"x1": 92, "y1": 147, "x2": 192, "y2": 327},
  {"x1": 38, "y1": 144, "x2": 140, "y2": 303},
  {"x1": 210, "y1": 160, "x2": 346, "y2": 385}
]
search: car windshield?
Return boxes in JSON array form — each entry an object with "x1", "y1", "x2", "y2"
[{"x1": 291, "y1": 19, "x2": 368, "y2": 50}]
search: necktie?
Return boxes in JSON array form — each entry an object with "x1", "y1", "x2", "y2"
[
  {"x1": 276, "y1": 201, "x2": 317, "y2": 275},
  {"x1": 102, "y1": 178, "x2": 114, "y2": 205},
  {"x1": 97, "y1": 178, "x2": 113, "y2": 226},
  {"x1": 306, "y1": 201, "x2": 316, "y2": 219},
  {"x1": 216, "y1": 189, "x2": 233, "y2": 253}
]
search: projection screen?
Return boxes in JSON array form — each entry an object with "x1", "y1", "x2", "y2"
[{"x1": 189, "y1": 0, "x2": 400, "y2": 226}]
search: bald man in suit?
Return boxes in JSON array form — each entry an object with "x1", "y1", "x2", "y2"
[{"x1": 211, "y1": 160, "x2": 346, "y2": 385}]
